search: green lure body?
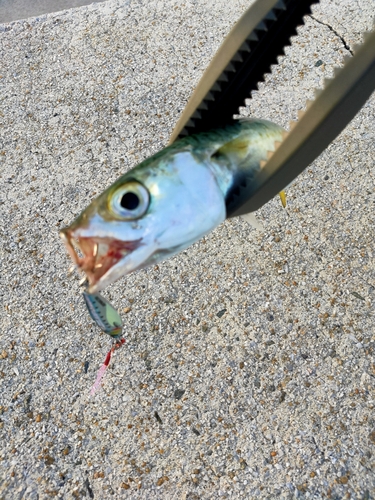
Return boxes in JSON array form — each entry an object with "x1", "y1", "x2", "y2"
[{"x1": 83, "y1": 292, "x2": 123, "y2": 338}]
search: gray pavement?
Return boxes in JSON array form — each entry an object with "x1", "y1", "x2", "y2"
[
  {"x1": 0, "y1": 0, "x2": 107, "y2": 23},
  {"x1": 0, "y1": 0, "x2": 375, "y2": 498}
]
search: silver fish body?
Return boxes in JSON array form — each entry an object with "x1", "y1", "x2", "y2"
[{"x1": 60, "y1": 118, "x2": 283, "y2": 292}]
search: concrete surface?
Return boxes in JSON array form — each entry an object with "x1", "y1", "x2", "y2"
[
  {"x1": 0, "y1": 0, "x2": 107, "y2": 23},
  {"x1": 0, "y1": 0, "x2": 375, "y2": 498}
]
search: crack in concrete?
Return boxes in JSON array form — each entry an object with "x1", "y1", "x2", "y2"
[{"x1": 309, "y1": 15, "x2": 354, "y2": 56}]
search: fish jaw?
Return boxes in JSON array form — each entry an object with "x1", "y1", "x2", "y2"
[
  {"x1": 85, "y1": 243, "x2": 157, "y2": 293},
  {"x1": 59, "y1": 226, "x2": 147, "y2": 292}
]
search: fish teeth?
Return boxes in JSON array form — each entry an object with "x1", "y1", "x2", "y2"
[
  {"x1": 67, "y1": 265, "x2": 76, "y2": 275},
  {"x1": 79, "y1": 276, "x2": 88, "y2": 286}
]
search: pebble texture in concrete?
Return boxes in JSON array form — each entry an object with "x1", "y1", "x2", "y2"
[{"x1": 0, "y1": 0, "x2": 375, "y2": 498}]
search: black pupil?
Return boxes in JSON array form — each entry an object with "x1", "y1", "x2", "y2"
[{"x1": 120, "y1": 192, "x2": 140, "y2": 210}]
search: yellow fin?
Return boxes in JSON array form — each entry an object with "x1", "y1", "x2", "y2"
[
  {"x1": 279, "y1": 190, "x2": 287, "y2": 208},
  {"x1": 215, "y1": 137, "x2": 250, "y2": 161}
]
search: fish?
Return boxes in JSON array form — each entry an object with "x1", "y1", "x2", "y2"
[{"x1": 60, "y1": 118, "x2": 284, "y2": 293}]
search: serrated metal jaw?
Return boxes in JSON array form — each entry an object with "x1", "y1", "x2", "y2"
[
  {"x1": 230, "y1": 22, "x2": 375, "y2": 216},
  {"x1": 169, "y1": 0, "x2": 321, "y2": 143}
]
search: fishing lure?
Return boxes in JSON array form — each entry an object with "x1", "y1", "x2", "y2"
[
  {"x1": 83, "y1": 292, "x2": 125, "y2": 394},
  {"x1": 89, "y1": 337, "x2": 125, "y2": 396},
  {"x1": 83, "y1": 292, "x2": 123, "y2": 338}
]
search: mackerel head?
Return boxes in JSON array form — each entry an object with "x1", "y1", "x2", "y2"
[{"x1": 60, "y1": 118, "x2": 283, "y2": 292}]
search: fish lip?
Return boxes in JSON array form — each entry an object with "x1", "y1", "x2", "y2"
[{"x1": 60, "y1": 228, "x2": 142, "y2": 287}]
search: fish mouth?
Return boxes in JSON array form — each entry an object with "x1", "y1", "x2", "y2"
[{"x1": 60, "y1": 228, "x2": 142, "y2": 288}]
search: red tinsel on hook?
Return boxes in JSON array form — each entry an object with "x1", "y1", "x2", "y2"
[{"x1": 90, "y1": 338, "x2": 125, "y2": 396}]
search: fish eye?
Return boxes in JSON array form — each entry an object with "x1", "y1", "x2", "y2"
[
  {"x1": 120, "y1": 192, "x2": 139, "y2": 210},
  {"x1": 109, "y1": 181, "x2": 150, "y2": 220}
]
